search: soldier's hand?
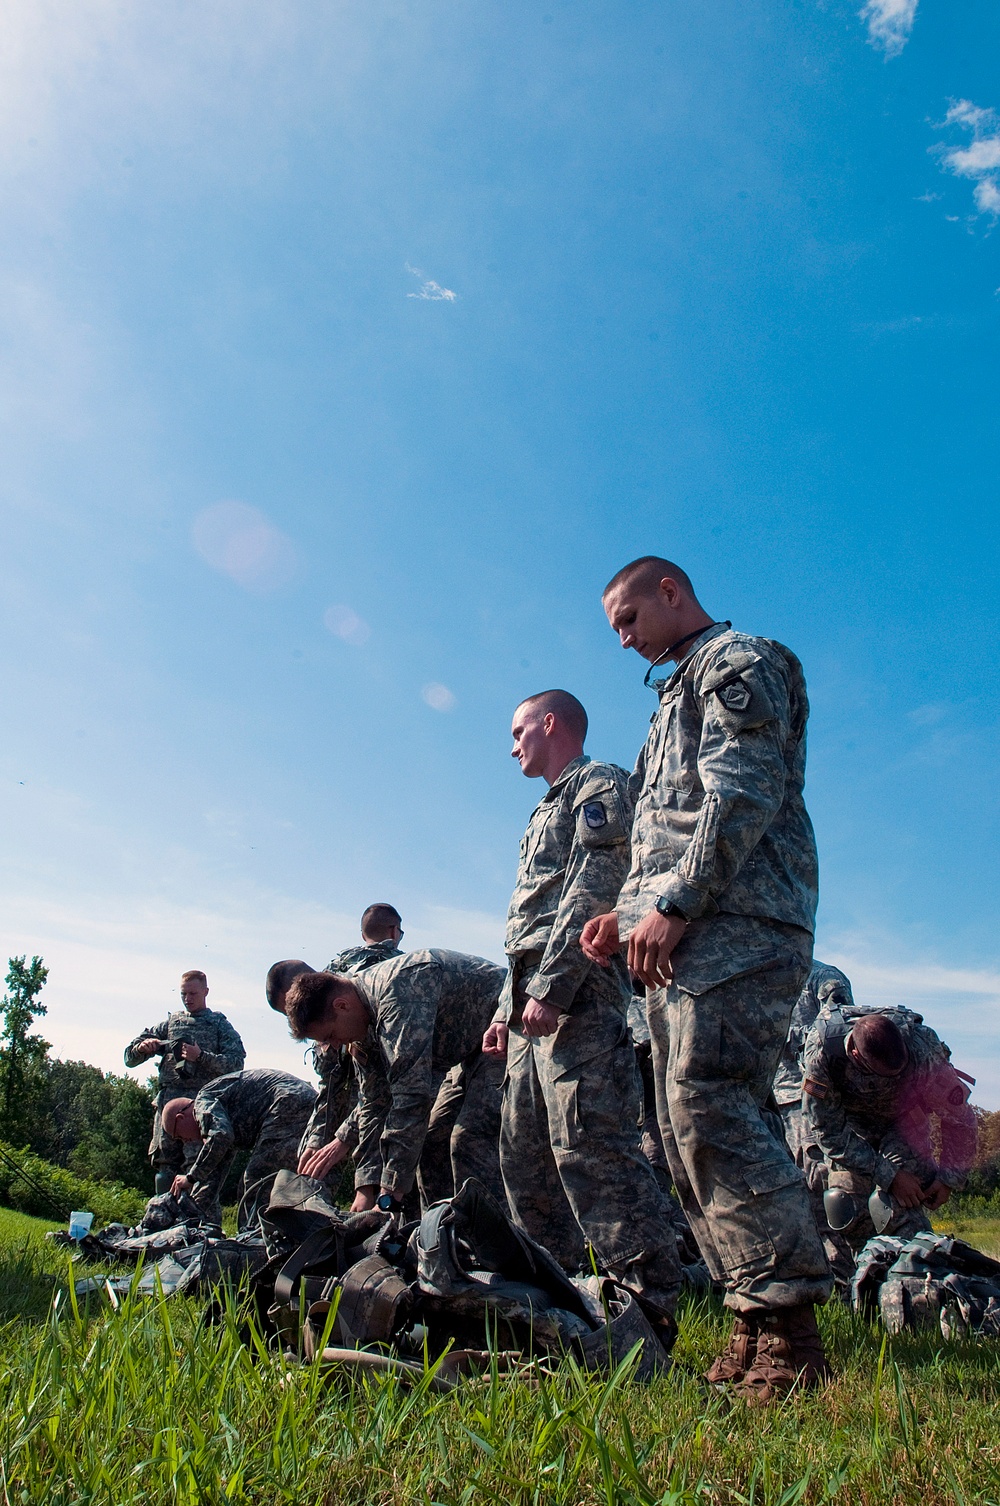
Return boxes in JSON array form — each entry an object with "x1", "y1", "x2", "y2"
[
  {"x1": 137, "y1": 1037, "x2": 164, "y2": 1058},
  {"x1": 628, "y1": 911, "x2": 688, "y2": 989},
  {"x1": 298, "y1": 1139, "x2": 349, "y2": 1178},
  {"x1": 581, "y1": 912, "x2": 620, "y2": 964},
  {"x1": 482, "y1": 1021, "x2": 509, "y2": 1057},
  {"x1": 179, "y1": 1041, "x2": 202, "y2": 1062},
  {"x1": 521, "y1": 999, "x2": 562, "y2": 1037},
  {"x1": 170, "y1": 1173, "x2": 192, "y2": 1198},
  {"x1": 923, "y1": 1178, "x2": 952, "y2": 1210},
  {"x1": 351, "y1": 1186, "x2": 377, "y2": 1212},
  {"x1": 889, "y1": 1169, "x2": 926, "y2": 1209}
]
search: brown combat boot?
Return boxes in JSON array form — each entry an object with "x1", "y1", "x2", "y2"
[
  {"x1": 704, "y1": 1315, "x2": 759, "y2": 1387},
  {"x1": 735, "y1": 1304, "x2": 832, "y2": 1406}
]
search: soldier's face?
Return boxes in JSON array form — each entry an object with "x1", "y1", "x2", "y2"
[
  {"x1": 511, "y1": 705, "x2": 551, "y2": 779},
  {"x1": 164, "y1": 1106, "x2": 201, "y2": 1142},
  {"x1": 180, "y1": 978, "x2": 209, "y2": 1014},
  {"x1": 305, "y1": 994, "x2": 368, "y2": 1046},
  {"x1": 603, "y1": 582, "x2": 681, "y2": 660}
]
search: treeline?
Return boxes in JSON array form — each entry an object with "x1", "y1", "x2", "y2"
[{"x1": 0, "y1": 956, "x2": 155, "y2": 1196}]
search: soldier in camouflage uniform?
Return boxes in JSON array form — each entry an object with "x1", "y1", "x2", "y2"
[
  {"x1": 584, "y1": 556, "x2": 832, "y2": 1403},
  {"x1": 285, "y1": 950, "x2": 506, "y2": 1212},
  {"x1": 483, "y1": 690, "x2": 683, "y2": 1333},
  {"x1": 799, "y1": 1003, "x2": 977, "y2": 1250},
  {"x1": 163, "y1": 1068, "x2": 317, "y2": 1229},
  {"x1": 124, "y1": 970, "x2": 246, "y2": 1193},
  {"x1": 773, "y1": 963, "x2": 856, "y2": 1291}
]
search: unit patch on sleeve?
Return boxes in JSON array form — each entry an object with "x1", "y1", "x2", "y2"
[{"x1": 582, "y1": 801, "x2": 607, "y2": 829}]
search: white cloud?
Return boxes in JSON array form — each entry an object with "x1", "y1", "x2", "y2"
[
  {"x1": 859, "y1": 0, "x2": 918, "y2": 58},
  {"x1": 192, "y1": 500, "x2": 298, "y2": 592},
  {"x1": 323, "y1": 603, "x2": 371, "y2": 646},
  {"x1": 405, "y1": 264, "x2": 458, "y2": 302},
  {"x1": 422, "y1": 681, "x2": 457, "y2": 711},
  {"x1": 936, "y1": 99, "x2": 1000, "y2": 222}
]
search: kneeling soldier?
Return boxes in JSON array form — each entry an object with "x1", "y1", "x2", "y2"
[{"x1": 163, "y1": 1068, "x2": 316, "y2": 1230}]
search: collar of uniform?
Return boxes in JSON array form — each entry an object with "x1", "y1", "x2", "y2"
[
  {"x1": 543, "y1": 753, "x2": 591, "y2": 799},
  {"x1": 349, "y1": 972, "x2": 378, "y2": 1034},
  {"x1": 648, "y1": 621, "x2": 732, "y2": 694}
]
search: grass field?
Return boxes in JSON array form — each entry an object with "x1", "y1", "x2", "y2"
[{"x1": 1, "y1": 1207, "x2": 999, "y2": 1505}]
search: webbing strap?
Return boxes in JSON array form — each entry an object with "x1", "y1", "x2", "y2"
[{"x1": 273, "y1": 1225, "x2": 345, "y2": 1309}]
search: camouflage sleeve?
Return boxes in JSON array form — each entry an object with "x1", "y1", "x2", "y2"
[
  {"x1": 186, "y1": 1101, "x2": 236, "y2": 1185},
  {"x1": 123, "y1": 1021, "x2": 170, "y2": 1068},
  {"x1": 367, "y1": 965, "x2": 441, "y2": 1195},
  {"x1": 527, "y1": 769, "x2": 633, "y2": 1011},
  {"x1": 335, "y1": 1101, "x2": 361, "y2": 1151},
  {"x1": 653, "y1": 651, "x2": 795, "y2": 921},
  {"x1": 918, "y1": 1063, "x2": 978, "y2": 1188},
  {"x1": 200, "y1": 1016, "x2": 246, "y2": 1076},
  {"x1": 352, "y1": 1055, "x2": 393, "y2": 1189}
]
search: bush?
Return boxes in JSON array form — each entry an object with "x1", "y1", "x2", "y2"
[{"x1": 0, "y1": 1139, "x2": 146, "y2": 1227}]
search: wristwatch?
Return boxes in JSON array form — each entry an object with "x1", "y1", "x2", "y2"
[
  {"x1": 654, "y1": 897, "x2": 689, "y2": 920},
  {"x1": 376, "y1": 1192, "x2": 402, "y2": 1213}
]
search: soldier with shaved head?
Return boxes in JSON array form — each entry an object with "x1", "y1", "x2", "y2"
[{"x1": 483, "y1": 688, "x2": 682, "y2": 1347}]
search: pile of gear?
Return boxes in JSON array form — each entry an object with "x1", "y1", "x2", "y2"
[
  {"x1": 852, "y1": 1231, "x2": 1000, "y2": 1340},
  {"x1": 51, "y1": 1174, "x2": 675, "y2": 1383}
]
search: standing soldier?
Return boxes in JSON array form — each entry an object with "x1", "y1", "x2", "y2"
[
  {"x1": 583, "y1": 556, "x2": 832, "y2": 1403},
  {"x1": 483, "y1": 690, "x2": 682, "y2": 1342},
  {"x1": 124, "y1": 970, "x2": 245, "y2": 1194}
]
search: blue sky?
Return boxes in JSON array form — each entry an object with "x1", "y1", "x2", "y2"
[{"x1": 1, "y1": 0, "x2": 998, "y2": 1102}]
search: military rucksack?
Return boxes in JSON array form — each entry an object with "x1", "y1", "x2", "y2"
[{"x1": 852, "y1": 1231, "x2": 1000, "y2": 1340}]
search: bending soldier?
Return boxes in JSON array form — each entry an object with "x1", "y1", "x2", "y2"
[
  {"x1": 286, "y1": 949, "x2": 507, "y2": 1213},
  {"x1": 583, "y1": 556, "x2": 833, "y2": 1403},
  {"x1": 124, "y1": 970, "x2": 245, "y2": 1193},
  {"x1": 484, "y1": 690, "x2": 683, "y2": 1337},
  {"x1": 162, "y1": 1068, "x2": 316, "y2": 1230},
  {"x1": 800, "y1": 1003, "x2": 977, "y2": 1247}
]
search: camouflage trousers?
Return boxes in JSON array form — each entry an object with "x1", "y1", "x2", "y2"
[
  {"x1": 501, "y1": 962, "x2": 683, "y2": 1319},
  {"x1": 647, "y1": 925, "x2": 832, "y2": 1316},
  {"x1": 192, "y1": 1094, "x2": 315, "y2": 1232},
  {"x1": 418, "y1": 1052, "x2": 506, "y2": 1211}
]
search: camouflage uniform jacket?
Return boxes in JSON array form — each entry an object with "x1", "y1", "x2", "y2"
[
  {"x1": 504, "y1": 755, "x2": 633, "y2": 1012},
  {"x1": 300, "y1": 941, "x2": 403, "y2": 1155},
  {"x1": 801, "y1": 1006, "x2": 977, "y2": 1190},
  {"x1": 124, "y1": 1008, "x2": 246, "y2": 1103},
  {"x1": 616, "y1": 624, "x2": 818, "y2": 947},
  {"x1": 351, "y1": 950, "x2": 506, "y2": 1197},
  {"x1": 187, "y1": 1068, "x2": 316, "y2": 1185},
  {"x1": 772, "y1": 961, "x2": 854, "y2": 1107}
]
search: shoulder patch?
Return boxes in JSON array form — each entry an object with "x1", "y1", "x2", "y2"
[
  {"x1": 717, "y1": 680, "x2": 752, "y2": 712},
  {"x1": 582, "y1": 801, "x2": 607, "y2": 830},
  {"x1": 803, "y1": 1078, "x2": 828, "y2": 1099}
]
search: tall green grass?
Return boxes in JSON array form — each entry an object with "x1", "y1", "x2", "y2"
[{"x1": 1, "y1": 1210, "x2": 998, "y2": 1505}]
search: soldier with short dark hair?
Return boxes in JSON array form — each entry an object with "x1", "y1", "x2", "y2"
[
  {"x1": 125, "y1": 971, "x2": 245, "y2": 1193},
  {"x1": 799, "y1": 1003, "x2": 978, "y2": 1249}
]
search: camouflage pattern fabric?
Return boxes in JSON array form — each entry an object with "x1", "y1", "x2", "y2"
[
  {"x1": 796, "y1": 1004, "x2": 977, "y2": 1250},
  {"x1": 772, "y1": 962, "x2": 854, "y2": 1109},
  {"x1": 186, "y1": 1069, "x2": 317, "y2": 1229},
  {"x1": 349, "y1": 951, "x2": 506, "y2": 1200},
  {"x1": 504, "y1": 755, "x2": 634, "y2": 1009},
  {"x1": 124, "y1": 1007, "x2": 246, "y2": 1168},
  {"x1": 615, "y1": 624, "x2": 818, "y2": 938},
  {"x1": 326, "y1": 939, "x2": 402, "y2": 973},
  {"x1": 502, "y1": 960, "x2": 683, "y2": 1317},
  {"x1": 647, "y1": 920, "x2": 832, "y2": 1315}
]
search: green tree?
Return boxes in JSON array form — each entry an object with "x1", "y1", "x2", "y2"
[{"x1": 0, "y1": 956, "x2": 50, "y2": 1146}]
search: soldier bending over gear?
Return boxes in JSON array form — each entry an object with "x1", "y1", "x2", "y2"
[
  {"x1": 584, "y1": 556, "x2": 833, "y2": 1403},
  {"x1": 125, "y1": 970, "x2": 245, "y2": 1194},
  {"x1": 799, "y1": 1003, "x2": 977, "y2": 1250},
  {"x1": 163, "y1": 1067, "x2": 316, "y2": 1230},
  {"x1": 483, "y1": 691, "x2": 683, "y2": 1335},
  {"x1": 773, "y1": 962, "x2": 857, "y2": 1291},
  {"x1": 286, "y1": 949, "x2": 506, "y2": 1214}
]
